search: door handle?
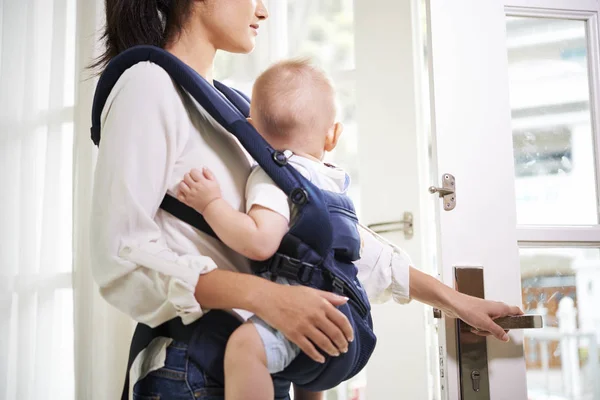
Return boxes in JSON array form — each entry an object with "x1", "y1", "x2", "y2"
[
  {"x1": 480, "y1": 315, "x2": 543, "y2": 330},
  {"x1": 434, "y1": 311, "x2": 543, "y2": 328},
  {"x1": 433, "y1": 269, "x2": 543, "y2": 329},
  {"x1": 438, "y1": 314, "x2": 544, "y2": 330},
  {"x1": 367, "y1": 212, "x2": 414, "y2": 239},
  {"x1": 433, "y1": 267, "x2": 543, "y2": 399}
]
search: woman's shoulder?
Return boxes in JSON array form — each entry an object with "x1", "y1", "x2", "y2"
[
  {"x1": 108, "y1": 61, "x2": 182, "y2": 103},
  {"x1": 117, "y1": 61, "x2": 176, "y2": 90},
  {"x1": 103, "y1": 61, "x2": 186, "y2": 118}
]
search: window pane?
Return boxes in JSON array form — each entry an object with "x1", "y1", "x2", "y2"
[
  {"x1": 506, "y1": 17, "x2": 598, "y2": 225},
  {"x1": 287, "y1": 0, "x2": 355, "y2": 71},
  {"x1": 520, "y1": 247, "x2": 600, "y2": 400}
]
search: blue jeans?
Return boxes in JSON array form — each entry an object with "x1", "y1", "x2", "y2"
[{"x1": 132, "y1": 341, "x2": 225, "y2": 400}]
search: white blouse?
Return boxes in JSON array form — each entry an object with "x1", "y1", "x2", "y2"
[{"x1": 90, "y1": 62, "x2": 412, "y2": 329}]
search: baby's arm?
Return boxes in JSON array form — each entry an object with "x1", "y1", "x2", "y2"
[{"x1": 178, "y1": 168, "x2": 288, "y2": 261}]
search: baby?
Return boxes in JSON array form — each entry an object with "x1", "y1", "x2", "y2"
[{"x1": 179, "y1": 59, "x2": 357, "y2": 400}]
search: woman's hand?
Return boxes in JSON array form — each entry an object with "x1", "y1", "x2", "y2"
[
  {"x1": 253, "y1": 284, "x2": 354, "y2": 363},
  {"x1": 443, "y1": 292, "x2": 524, "y2": 342},
  {"x1": 408, "y1": 267, "x2": 523, "y2": 342}
]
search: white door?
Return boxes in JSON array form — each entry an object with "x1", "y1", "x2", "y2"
[{"x1": 426, "y1": 0, "x2": 600, "y2": 399}]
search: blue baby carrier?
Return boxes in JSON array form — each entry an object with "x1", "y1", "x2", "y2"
[{"x1": 90, "y1": 46, "x2": 376, "y2": 399}]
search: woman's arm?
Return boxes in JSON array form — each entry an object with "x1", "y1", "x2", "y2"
[
  {"x1": 91, "y1": 63, "x2": 216, "y2": 327},
  {"x1": 408, "y1": 267, "x2": 523, "y2": 341},
  {"x1": 355, "y1": 224, "x2": 411, "y2": 304},
  {"x1": 356, "y1": 224, "x2": 522, "y2": 341},
  {"x1": 194, "y1": 268, "x2": 354, "y2": 361}
]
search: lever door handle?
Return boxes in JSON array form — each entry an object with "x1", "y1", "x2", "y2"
[
  {"x1": 434, "y1": 311, "x2": 543, "y2": 330},
  {"x1": 491, "y1": 315, "x2": 543, "y2": 330},
  {"x1": 367, "y1": 212, "x2": 414, "y2": 239}
]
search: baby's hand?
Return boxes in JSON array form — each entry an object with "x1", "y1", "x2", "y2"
[{"x1": 178, "y1": 167, "x2": 222, "y2": 213}]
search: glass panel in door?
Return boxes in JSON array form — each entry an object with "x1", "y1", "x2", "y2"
[{"x1": 506, "y1": 17, "x2": 598, "y2": 226}]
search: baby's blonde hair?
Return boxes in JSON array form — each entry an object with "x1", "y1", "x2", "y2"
[{"x1": 251, "y1": 58, "x2": 336, "y2": 142}]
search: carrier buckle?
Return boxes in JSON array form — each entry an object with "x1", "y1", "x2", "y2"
[
  {"x1": 331, "y1": 276, "x2": 345, "y2": 296},
  {"x1": 269, "y1": 254, "x2": 315, "y2": 284}
]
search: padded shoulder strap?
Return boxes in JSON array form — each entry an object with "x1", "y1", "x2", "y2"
[{"x1": 91, "y1": 45, "x2": 304, "y2": 196}]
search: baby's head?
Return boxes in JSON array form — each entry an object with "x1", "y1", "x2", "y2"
[{"x1": 249, "y1": 59, "x2": 342, "y2": 160}]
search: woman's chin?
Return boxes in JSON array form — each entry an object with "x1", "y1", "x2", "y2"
[
  {"x1": 224, "y1": 39, "x2": 256, "y2": 55},
  {"x1": 239, "y1": 43, "x2": 256, "y2": 54}
]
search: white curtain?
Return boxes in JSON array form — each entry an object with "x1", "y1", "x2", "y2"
[
  {"x1": 0, "y1": 0, "x2": 76, "y2": 397},
  {"x1": 0, "y1": 0, "x2": 133, "y2": 399},
  {"x1": 72, "y1": 1, "x2": 136, "y2": 399}
]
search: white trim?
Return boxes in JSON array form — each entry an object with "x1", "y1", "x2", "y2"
[
  {"x1": 505, "y1": 0, "x2": 600, "y2": 13},
  {"x1": 511, "y1": 111, "x2": 590, "y2": 130},
  {"x1": 506, "y1": 7, "x2": 598, "y2": 19},
  {"x1": 587, "y1": 13, "x2": 600, "y2": 226},
  {"x1": 517, "y1": 225, "x2": 600, "y2": 243},
  {"x1": 506, "y1": 25, "x2": 588, "y2": 48}
]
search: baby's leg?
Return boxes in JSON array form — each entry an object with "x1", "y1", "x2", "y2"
[
  {"x1": 293, "y1": 384, "x2": 324, "y2": 400},
  {"x1": 224, "y1": 321, "x2": 272, "y2": 400}
]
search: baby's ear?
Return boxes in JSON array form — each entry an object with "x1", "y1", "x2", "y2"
[
  {"x1": 325, "y1": 122, "x2": 344, "y2": 152},
  {"x1": 246, "y1": 117, "x2": 254, "y2": 126}
]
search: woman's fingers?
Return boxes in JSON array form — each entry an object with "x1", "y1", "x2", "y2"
[
  {"x1": 259, "y1": 285, "x2": 355, "y2": 365},
  {"x1": 317, "y1": 291, "x2": 353, "y2": 343},
  {"x1": 305, "y1": 326, "x2": 340, "y2": 357},
  {"x1": 470, "y1": 329, "x2": 492, "y2": 337},
  {"x1": 470, "y1": 328, "x2": 509, "y2": 338},
  {"x1": 318, "y1": 290, "x2": 348, "y2": 307},
  {"x1": 479, "y1": 319, "x2": 509, "y2": 342},
  {"x1": 315, "y1": 310, "x2": 349, "y2": 353},
  {"x1": 506, "y1": 305, "x2": 524, "y2": 316},
  {"x1": 323, "y1": 303, "x2": 353, "y2": 344},
  {"x1": 293, "y1": 335, "x2": 325, "y2": 364}
]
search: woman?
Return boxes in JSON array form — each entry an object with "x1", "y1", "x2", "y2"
[{"x1": 90, "y1": 0, "x2": 522, "y2": 399}]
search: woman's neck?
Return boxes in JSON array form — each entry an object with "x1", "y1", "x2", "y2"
[{"x1": 165, "y1": 28, "x2": 217, "y2": 84}]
